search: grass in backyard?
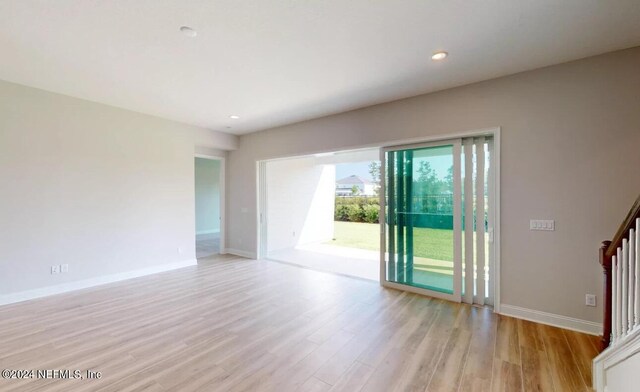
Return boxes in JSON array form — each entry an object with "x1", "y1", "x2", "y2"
[{"x1": 328, "y1": 221, "x2": 454, "y2": 261}]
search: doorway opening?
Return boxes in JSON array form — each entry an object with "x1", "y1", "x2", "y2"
[
  {"x1": 256, "y1": 129, "x2": 499, "y2": 306},
  {"x1": 195, "y1": 156, "x2": 224, "y2": 260},
  {"x1": 258, "y1": 148, "x2": 381, "y2": 280}
]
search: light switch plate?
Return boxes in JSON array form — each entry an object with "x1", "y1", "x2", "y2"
[
  {"x1": 586, "y1": 294, "x2": 597, "y2": 307},
  {"x1": 61, "y1": 264, "x2": 69, "y2": 273},
  {"x1": 530, "y1": 219, "x2": 555, "y2": 231},
  {"x1": 51, "y1": 265, "x2": 60, "y2": 274}
]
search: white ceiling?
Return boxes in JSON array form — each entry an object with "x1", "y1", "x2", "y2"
[{"x1": 1, "y1": 1, "x2": 639, "y2": 135}]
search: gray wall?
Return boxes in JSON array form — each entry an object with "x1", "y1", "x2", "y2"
[
  {"x1": 195, "y1": 158, "x2": 221, "y2": 234},
  {"x1": 227, "y1": 47, "x2": 640, "y2": 324},
  {"x1": 0, "y1": 79, "x2": 236, "y2": 297}
]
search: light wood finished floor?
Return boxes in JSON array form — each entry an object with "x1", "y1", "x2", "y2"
[
  {"x1": 0, "y1": 257, "x2": 600, "y2": 392},
  {"x1": 196, "y1": 232, "x2": 220, "y2": 259}
]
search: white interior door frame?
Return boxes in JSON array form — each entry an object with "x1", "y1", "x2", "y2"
[
  {"x1": 256, "y1": 160, "x2": 268, "y2": 260},
  {"x1": 195, "y1": 153, "x2": 226, "y2": 254}
]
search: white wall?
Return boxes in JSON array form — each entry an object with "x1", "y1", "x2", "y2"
[
  {"x1": 195, "y1": 146, "x2": 229, "y2": 158},
  {"x1": 603, "y1": 350, "x2": 640, "y2": 392},
  {"x1": 0, "y1": 79, "x2": 237, "y2": 300},
  {"x1": 266, "y1": 157, "x2": 335, "y2": 253},
  {"x1": 228, "y1": 46, "x2": 640, "y2": 326},
  {"x1": 195, "y1": 158, "x2": 221, "y2": 234}
]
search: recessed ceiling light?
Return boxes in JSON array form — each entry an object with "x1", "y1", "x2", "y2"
[
  {"x1": 431, "y1": 51, "x2": 448, "y2": 61},
  {"x1": 179, "y1": 26, "x2": 197, "y2": 37},
  {"x1": 229, "y1": 115, "x2": 240, "y2": 119}
]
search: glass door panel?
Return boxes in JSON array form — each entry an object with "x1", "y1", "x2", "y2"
[{"x1": 382, "y1": 141, "x2": 462, "y2": 301}]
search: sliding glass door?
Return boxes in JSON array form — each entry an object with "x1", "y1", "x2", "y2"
[
  {"x1": 381, "y1": 140, "x2": 462, "y2": 301},
  {"x1": 381, "y1": 137, "x2": 494, "y2": 305}
]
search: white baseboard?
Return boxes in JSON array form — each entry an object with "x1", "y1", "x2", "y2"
[
  {"x1": 0, "y1": 259, "x2": 198, "y2": 306},
  {"x1": 500, "y1": 304, "x2": 602, "y2": 336},
  {"x1": 223, "y1": 248, "x2": 256, "y2": 259}
]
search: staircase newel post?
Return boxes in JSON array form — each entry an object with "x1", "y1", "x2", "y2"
[{"x1": 600, "y1": 240, "x2": 613, "y2": 350}]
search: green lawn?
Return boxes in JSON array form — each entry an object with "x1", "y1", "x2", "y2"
[{"x1": 328, "y1": 221, "x2": 454, "y2": 261}]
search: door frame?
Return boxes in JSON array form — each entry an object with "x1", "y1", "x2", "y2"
[
  {"x1": 195, "y1": 154, "x2": 226, "y2": 255},
  {"x1": 377, "y1": 127, "x2": 501, "y2": 311},
  {"x1": 256, "y1": 160, "x2": 267, "y2": 260}
]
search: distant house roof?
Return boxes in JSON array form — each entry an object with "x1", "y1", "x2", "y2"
[{"x1": 336, "y1": 175, "x2": 373, "y2": 185}]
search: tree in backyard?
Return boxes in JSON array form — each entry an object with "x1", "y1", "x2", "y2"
[
  {"x1": 416, "y1": 161, "x2": 441, "y2": 194},
  {"x1": 414, "y1": 161, "x2": 456, "y2": 214},
  {"x1": 443, "y1": 165, "x2": 454, "y2": 192},
  {"x1": 351, "y1": 185, "x2": 360, "y2": 196},
  {"x1": 368, "y1": 161, "x2": 381, "y2": 195}
]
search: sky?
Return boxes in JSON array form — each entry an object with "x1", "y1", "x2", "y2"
[
  {"x1": 335, "y1": 156, "x2": 453, "y2": 183},
  {"x1": 336, "y1": 162, "x2": 373, "y2": 181}
]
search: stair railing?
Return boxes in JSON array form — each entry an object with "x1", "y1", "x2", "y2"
[{"x1": 600, "y1": 194, "x2": 640, "y2": 349}]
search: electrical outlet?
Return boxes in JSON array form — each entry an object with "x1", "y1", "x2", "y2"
[
  {"x1": 51, "y1": 265, "x2": 60, "y2": 274},
  {"x1": 586, "y1": 294, "x2": 597, "y2": 307},
  {"x1": 61, "y1": 264, "x2": 69, "y2": 273}
]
